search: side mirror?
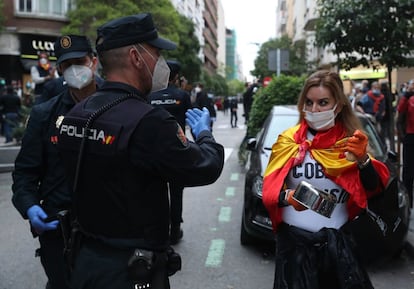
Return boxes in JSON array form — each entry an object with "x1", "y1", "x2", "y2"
[
  {"x1": 387, "y1": 150, "x2": 399, "y2": 163},
  {"x1": 246, "y1": 138, "x2": 257, "y2": 151}
]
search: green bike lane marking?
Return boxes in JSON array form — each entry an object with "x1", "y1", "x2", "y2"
[
  {"x1": 230, "y1": 173, "x2": 239, "y2": 181},
  {"x1": 225, "y1": 187, "x2": 235, "y2": 197},
  {"x1": 218, "y1": 206, "x2": 231, "y2": 222},
  {"x1": 205, "y1": 172, "x2": 238, "y2": 267},
  {"x1": 205, "y1": 239, "x2": 225, "y2": 267}
]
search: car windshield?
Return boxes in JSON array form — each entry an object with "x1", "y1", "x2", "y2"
[
  {"x1": 263, "y1": 115, "x2": 299, "y2": 149},
  {"x1": 262, "y1": 113, "x2": 384, "y2": 159},
  {"x1": 358, "y1": 117, "x2": 386, "y2": 160}
]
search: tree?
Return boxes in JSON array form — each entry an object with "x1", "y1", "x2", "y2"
[
  {"x1": 227, "y1": 79, "x2": 245, "y2": 97},
  {"x1": 315, "y1": 0, "x2": 414, "y2": 145},
  {"x1": 199, "y1": 68, "x2": 228, "y2": 96},
  {"x1": 167, "y1": 15, "x2": 202, "y2": 84},
  {"x1": 0, "y1": 0, "x2": 4, "y2": 29},
  {"x1": 62, "y1": 0, "x2": 201, "y2": 81},
  {"x1": 250, "y1": 35, "x2": 308, "y2": 80}
]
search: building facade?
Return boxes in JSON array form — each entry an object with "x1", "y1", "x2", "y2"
[
  {"x1": 0, "y1": 0, "x2": 72, "y2": 93},
  {"x1": 225, "y1": 28, "x2": 237, "y2": 80},
  {"x1": 203, "y1": 0, "x2": 219, "y2": 74},
  {"x1": 276, "y1": 0, "x2": 414, "y2": 92}
]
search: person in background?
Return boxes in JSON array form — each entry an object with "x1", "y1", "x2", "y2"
[
  {"x1": 397, "y1": 79, "x2": 414, "y2": 208},
  {"x1": 36, "y1": 76, "x2": 67, "y2": 104},
  {"x1": 229, "y1": 96, "x2": 238, "y2": 128},
  {"x1": 12, "y1": 35, "x2": 101, "y2": 289},
  {"x1": 356, "y1": 81, "x2": 385, "y2": 132},
  {"x1": 194, "y1": 83, "x2": 216, "y2": 132},
  {"x1": 379, "y1": 80, "x2": 395, "y2": 150},
  {"x1": 30, "y1": 52, "x2": 57, "y2": 102},
  {"x1": 361, "y1": 79, "x2": 370, "y2": 94},
  {"x1": 262, "y1": 70, "x2": 390, "y2": 289},
  {"x1": 243, "y1": 80, "x2": 259, "y2": 124},
  {"x1": 149, "y1": 59, "x2": 192, "y2": 244},
  {"x1": 0, "y1": 85, "x2": 21, "y2": 143},
  {"x1": 223, "y1": 96, "x2": 230, "y2": 115},
  {"x1": 56, "y1": 13, "x2": 224, "y2": 289}
]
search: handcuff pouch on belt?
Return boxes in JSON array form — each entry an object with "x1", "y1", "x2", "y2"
[{"x1": 127, "y1": 246, "x2": 182, "y2": 283}]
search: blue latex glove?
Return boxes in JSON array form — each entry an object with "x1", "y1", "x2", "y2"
[
  {"x1": 186, "y1": 107, "x2": 211, "y2": 139},
  {"x1": 27, "y1": 205, "x2": 59, "y2": 235}
]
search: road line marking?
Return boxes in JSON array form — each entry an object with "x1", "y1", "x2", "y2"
[
  {"x1": 230, "y1": 173, "x2": 239, "y2": 181},
  {"x1": 225, "y1": 187, "x2": 235, "y2": 197},
  {"x1": 205, "y1": 239, "x2": 225, "y2": 268},
  {"x1": 218, "y1": 206, "x2": 231, "y2": 222}
]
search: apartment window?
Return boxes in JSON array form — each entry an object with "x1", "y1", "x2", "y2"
[{"x1": 17, "y1": 0, "x2": 72, "y2": 16}]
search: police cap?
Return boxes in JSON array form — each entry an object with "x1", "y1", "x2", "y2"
[
  {"x1": 167, "y1": 60, "x2": 181, "y2": 76},
  {"x1": 96, "y1": 13, "x2": 176, "y2": 53},
  {"x1": 54, "y1": 35, "x2": 93, "y2": 65}
]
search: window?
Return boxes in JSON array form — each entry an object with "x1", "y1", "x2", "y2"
[{"x1": 16, "y1": 0, "x2": 72, "y2": 17}]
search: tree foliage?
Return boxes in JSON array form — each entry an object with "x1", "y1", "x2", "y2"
[
  {"x1": 199, "y1": 68, "x2": 228, "y2": 96},
  {"x1": 167, "y1": 15, "x2": 202, "y2": 84},
  {"x1": 227, "y1": 79, "x2": 245, "y2": 97},
  {"x1": 247, "y1": 74, "x2": 305, "y2": 136},
  {"x1": 251, "y1": 35, "x2": 308, "y2": 80},
  {"x1": 62, "y1": 0, "x2": 201, "y2": 81},
  {"x1": 315, "y1": 0, "x2": 414, "y2": 71},
  {"x1": 315, "y1": 0, "x2": 414, "y2": 140},
  {"x1": 0, "y1": 0, "x2": 4, "y2": 30}
]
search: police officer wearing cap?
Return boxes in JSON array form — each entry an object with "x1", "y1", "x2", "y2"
[
  {"x1": 12, "y1": 35, "x2": 102, "y2": 289},
  {"x1": 149, "y1": 60, "x2": 192, "y2": 244},
  {"x1": 56, "y1": 13, "x2": 224, "y2": 289}
]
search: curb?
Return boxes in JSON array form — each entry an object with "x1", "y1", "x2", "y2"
[
  {"x1": 405, "y1": 230, "x2": 414, "y2": 259},
  {"x1": 0, "y1": 164, "x2": 14, "y2": 173}
]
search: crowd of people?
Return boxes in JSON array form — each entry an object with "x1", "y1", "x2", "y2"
[{"x1": 1, "y1": 10, "x2": 413, "y2": 289}]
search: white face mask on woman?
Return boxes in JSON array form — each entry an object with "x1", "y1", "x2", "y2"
[
  {"x1": 134, "y1": 45, "x2": 170, "y2": 93},
  {"x1": 63, "y1": 64, "x2": 93, "y2": 90},
  {"x1": 303, "y1": 104, "x2": 337, "y2": 131}
]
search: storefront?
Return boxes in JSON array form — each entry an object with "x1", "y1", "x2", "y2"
[{"x1": 0, "y1": 32, "x2": 57, "y2": 95}]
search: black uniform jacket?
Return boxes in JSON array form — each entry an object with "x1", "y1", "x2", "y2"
[
  {"x1": 57, "y1": 81, "x2": 225, "y2": 250},
  {"x1": 12, "y1": 78, "x2": 103, "y2": 218},
  {"x1": 12, "y1": 90, "x2": 76, "y2": 218},
  {"x1": 148, "y1": 83, "x2": 192, "y2": 131}
]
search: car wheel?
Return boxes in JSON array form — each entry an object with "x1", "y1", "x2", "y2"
[{"x1": 240, "y1": 212, "x2": 255, "y2": 246}]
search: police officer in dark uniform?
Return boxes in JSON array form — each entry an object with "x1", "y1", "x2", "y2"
[
  {"x1": 149, "y1": 60, "x2": 192, "y2": 244},
  {"x1": 56, "y1": 13, "x2": 224, "y2": 289},
  {"x1": 12, "y1": 35, "x2": 102, "y2": 289}
]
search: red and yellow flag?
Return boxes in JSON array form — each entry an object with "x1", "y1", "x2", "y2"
[{"x1": 262, "y1": 121, "x2": 390, "y2": 232}]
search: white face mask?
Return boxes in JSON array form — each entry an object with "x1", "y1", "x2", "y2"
[
  {"x1": 63, "y1": 64, "x2": 93, "y2": 90},
  {"x1": 39, "y1": 58, "x2": 48, "y2": 65},
  {"x1": 135, "y1": 45, "x2": 170, "y2": 93},
  {"x1": 304, "y1": 104, "x2": 337, "y2": 131}
]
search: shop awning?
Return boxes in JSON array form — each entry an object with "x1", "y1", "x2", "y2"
[{"x1": 340, "y1": 69, "x2": 387, "y2": 80}]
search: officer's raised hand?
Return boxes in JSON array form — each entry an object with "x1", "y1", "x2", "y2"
[
  {"x1": 27, "y1": 205, "x2": 59, "y2": 235},
  {"x1": 186, "y1": 107, "x2": 211, "y2": 139}
]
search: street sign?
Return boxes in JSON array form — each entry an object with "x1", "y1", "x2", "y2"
[{"x1": 268, "y1": 49, "x2": 289, "y2": 75}]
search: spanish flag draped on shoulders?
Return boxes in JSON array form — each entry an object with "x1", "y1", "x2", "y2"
[{"x1": 262, "y1": 120, "x2": 390, "y2": 232}]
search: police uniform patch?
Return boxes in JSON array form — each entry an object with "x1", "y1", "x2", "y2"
[
  {"x1": 176, "y1": 124, "x2": 188, "y2": 146},
  {"x1": 56, "y1": 115, "x2": 65, "y2": 128},
  {"x1": 60, "y1": 36, "x2": 72, "y2": 49}
]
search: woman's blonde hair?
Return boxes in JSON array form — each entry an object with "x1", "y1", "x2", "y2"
[{"x1": 297, "y1": 70, "x2": 362, "y2": 136}]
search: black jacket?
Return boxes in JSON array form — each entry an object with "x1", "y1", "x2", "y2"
[
  {"x1": 57, "y1": 81, "x2": 224, "y2": 249},
  {"x1": 148, "y1": 83, "x2": 192, "y2": 131},
  {"x1": 12, "y1": 90, "x2": 76, "y2": 218}
]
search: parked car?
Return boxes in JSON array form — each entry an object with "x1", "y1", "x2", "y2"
[{"x1": 240, "y1": 105, "x2": 410, "y2": 265}]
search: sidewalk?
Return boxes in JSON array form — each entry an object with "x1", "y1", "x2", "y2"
[{"x1": 0, "y1": 134, "x2": 20, "y2": 173}]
